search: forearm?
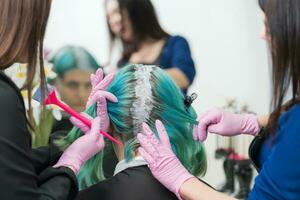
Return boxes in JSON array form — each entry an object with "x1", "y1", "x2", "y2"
[
  {"x1": 256, "y1": 114, "x2": 269, "y2": 127},
  {"x1": 165, "y1": 68, "x2": 189, "y2": 89},
  {"x1": 180, "y1": 178, "x2": 236, "y2": 200}
]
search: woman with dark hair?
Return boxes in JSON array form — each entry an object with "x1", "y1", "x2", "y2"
[
  {"x1": 105, "y1": 0, "x2": 196, "y2": 92},
  {"x1": 0, "y1": 1, "x2": 106, "y2": 199},
  {"x1": 138, "y1": 0, "x2": 300, "y2": 199}
]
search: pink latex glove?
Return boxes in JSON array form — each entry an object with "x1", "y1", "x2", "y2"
[
  {"x1": 86, "y1": 68, "x2": 117, "y2": 107},
  {"x1": 137, "y1": 120, "x2": 194, "y2": 200},
  {"x1": 53, "y1": 116, "x2": 105, "y2": 174},
  {"x1": 69, "y1": 112, "x2": 93, "y2": 133},
  {"x1": 86, "y1": 68, "x2": 118, "y2": 131},
  {"x1": 193, "y1": 108, "x2": 260, "y2": 142}
]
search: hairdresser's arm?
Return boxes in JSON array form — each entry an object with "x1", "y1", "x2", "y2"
[
  {"x1": 165, "y1": 36, "x2": 196, "y2": 90},
  {"x1": 0, "y1": 85, "x2": 77, "y2": 200},
  {"x1": 165, "y1": 68, "x2": 190, "y2": 89},
  {"x1": 179, "y1": 178, "x2": 236, "y2": 200},
  {"x1": 257, "y1": 114, "x2": 269, "y2": 127},
  {"x1": 29, "y1": 131, "x2": 66, "y2": 174}
]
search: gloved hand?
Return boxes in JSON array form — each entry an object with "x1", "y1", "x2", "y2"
[
  {"x1": 137, "y1": 120, "x2": 194, "y2": 200},
  {"x1": 69, "y1": 112, "x2": 93, "y2": 133},
  {"x1": 86, "y1": 68, "x2": 118, "y2": 131},
  {"x1": 53, "y1": 116, "x2": 105, "y2": 174},
  {"x1": 87, "y1": 68, "x2": 117, "y2": 107},
  {"x1": 193, "y1": 108, "x2": 260, "y2": 142}
]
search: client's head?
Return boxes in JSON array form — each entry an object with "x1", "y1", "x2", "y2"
[
  {"x1": 58, "y1": 64, "x2": 206, "y2": 189},
  {"x1": 50, "y1": 46, "x2": 99, "y2": 112}
]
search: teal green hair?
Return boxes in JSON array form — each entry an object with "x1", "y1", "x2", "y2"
[
  {"x1": 56, "y1": 64, "x2": 207, "y2": 190},
  {"x1": 50, "y1": 46, "x2": 99, "y2": 78}
]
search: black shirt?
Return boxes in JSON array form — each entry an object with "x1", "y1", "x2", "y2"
[
  {"x1": 76, "y1": 166, "x2": 178, "y2": 200},
  {"x1": 52, "y1": 116, "x2": 73, "y2": 134},
  {"x1": 0, "y1": 72, "x2": 78, "y2": 200}
]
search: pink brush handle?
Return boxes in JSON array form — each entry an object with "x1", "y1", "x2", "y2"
[{"x1": 54, "y1": 98, "x2": 121, "y2": 145}]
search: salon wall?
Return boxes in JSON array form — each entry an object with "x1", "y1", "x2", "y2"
[{"x1": 45, "y1": 0, "x2": 270, "y2": 187}]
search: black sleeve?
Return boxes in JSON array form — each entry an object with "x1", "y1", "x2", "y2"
[
  {"x1": 0, "y1": 81, "x2": 78, "y2": 200},
  {"x1": 30, "y1": 131, "x2": 67, "y2": 174}
]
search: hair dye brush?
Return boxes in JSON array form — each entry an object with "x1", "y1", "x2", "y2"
[{"x1": 33, "y1": 85, "x2": 121, "y2": 145}]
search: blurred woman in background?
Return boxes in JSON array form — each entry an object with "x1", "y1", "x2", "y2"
[{"x1": 104, "y1": 0, "x2": 196, "y2": 93}]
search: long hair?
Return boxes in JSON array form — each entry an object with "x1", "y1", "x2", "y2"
[
  {"x1": 259, "y1": 0, "x2": 300, "y2": 134},
  {"x1": 105, "y1": 0, "x2": 169, "y2": 64},
  {"x1": 57, "y1": 64, "x2": 207, "y2": 189},
  {"x1": 0, "y1": 0, "x2": 52, "y2": 122}
]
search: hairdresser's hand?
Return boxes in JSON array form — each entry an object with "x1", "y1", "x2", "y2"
[
  {"x1": 137, "y1": 120, "x2": 194, "y2": 200},
  {"x1": 53, "y1": 117, "x2": 104, "y2": 174},
  {"x1": 86, "y1": 68, "x2": 117, "y2": 107},
  {"x1": 86, "y1": 69, "x2": 118, "y2": 131},
  {"x1": 69, "y1": 112, "x2": 93, "y2": 133},
  {"x1": 193, "y1": 108, "x2": 260, "y2": 142}
]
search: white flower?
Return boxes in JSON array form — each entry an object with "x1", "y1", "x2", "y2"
[{"x1": 44, "y1": 63, "x2": 57, "y2": 80}]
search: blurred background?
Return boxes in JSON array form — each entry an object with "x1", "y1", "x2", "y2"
[{"x1": 43, "y1": 0, "x2": 270, "y2": 194}]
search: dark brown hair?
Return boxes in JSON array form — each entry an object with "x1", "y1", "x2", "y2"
[
  {"x1": 0, "y1": 0, "x2": 52, "y2": 121},
  {"x1": 105, "y1": 0, "x2": 169, "y2": 62},
  {"x1": 259, "y1": 0, "x2": 300, "y2": 134}
]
